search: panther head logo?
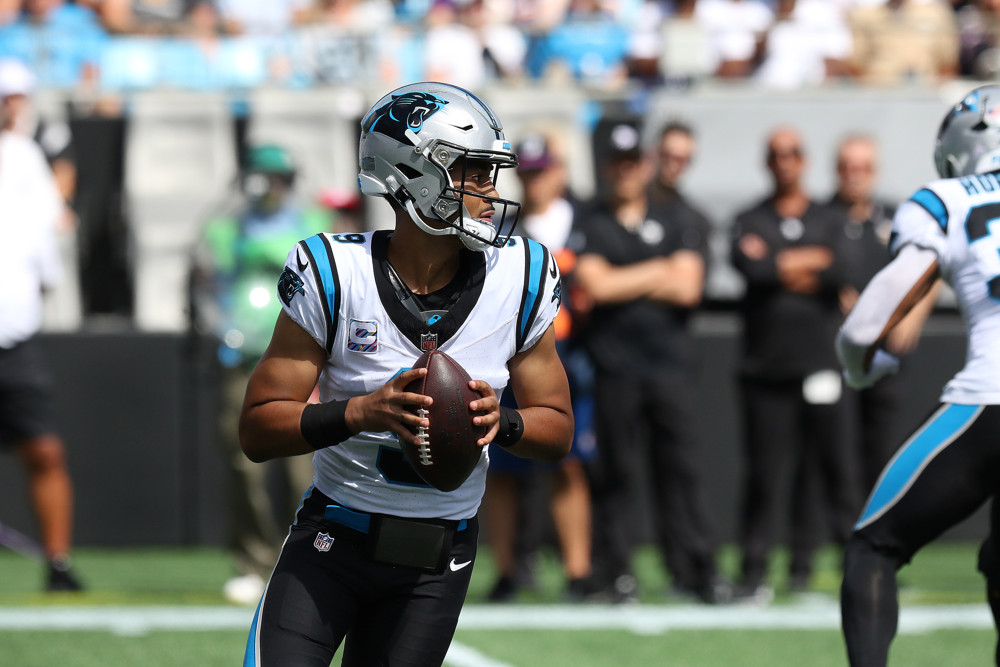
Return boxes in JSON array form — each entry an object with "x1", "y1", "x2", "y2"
[
  {"x1": 277, "y1": 266, "x2": 305, "y2": 307},
  {"x1": 364, "y1": 92, "x2": 449, "y2": 146}
]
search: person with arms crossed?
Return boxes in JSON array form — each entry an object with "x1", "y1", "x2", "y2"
[
  {"x1": 731, "y1": 126, "x2": 859, "y2": 600},
  {"x1": 240, "y1": 82, "x2": 573, "y2": 667},
  {"x1": 574, "y1": 120, "x2": 727, "y2": 604},
  {"x1": 839, "y1": 84, "x2": 1000, "y2": 667}
]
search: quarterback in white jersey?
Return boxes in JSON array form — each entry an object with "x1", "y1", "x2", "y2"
[
  {"x1": 239, "y1": 83, "x2": 573, "y2": 667},
  {"x1": 838, "y1": 85, "x2": 1000, "y2": 666},
  {"x1": 280, "y1": 229, "x2": 560, "y2": 520}
]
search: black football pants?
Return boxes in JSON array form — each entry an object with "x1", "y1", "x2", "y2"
[
  {"x1": 842, "y1": 403, "x2": 1000, "y2": 667},
  {"x1": 244, "y1": 488, "x2": 478, "y2": 667},
  {"x1": 738, "y1": 376, "x2": 860, "y2": 587},
  {"x1": 588, "y1": 371, "x2": 719, "y2": 591}
]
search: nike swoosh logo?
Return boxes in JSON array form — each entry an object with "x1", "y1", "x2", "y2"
[
  {"x1": 549, "y1": 259, "x2": 557, "y2": 278},
  {"x1": 449, "y1": 558, "x2": 472, "y2": 571},
  {"x1": 297, "y1": 249, "x2": 308, "y2": 272}
]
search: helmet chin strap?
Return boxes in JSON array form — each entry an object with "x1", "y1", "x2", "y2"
[
  {"x1": 402, "y1": 199, "x2": 493, "y2": 252},
  {"x1": 403, "y1": 199, "x2": 453, "y2": 238},
  {"x1": 459, "y1": 217, "x2": 493, "y2": 251}
]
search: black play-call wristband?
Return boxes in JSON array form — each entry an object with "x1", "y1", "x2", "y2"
[
  {"x1": 300, "y1": 400, "x2": 352, "y2": 450},
  {"x1": 494, "y1": 405, "x2": 524, "y2": 448}
]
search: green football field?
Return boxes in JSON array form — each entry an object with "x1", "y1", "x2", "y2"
[{"x1": 0, "y1": 542, "x2": 992, "y2": 666}]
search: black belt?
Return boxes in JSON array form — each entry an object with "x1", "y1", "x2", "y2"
[
  {"x1": 324, "y1": 504, "x2": 469, "y2": 534},
  {"x1": 323, "y1": 504, "x2": 470, "y2": 571}
]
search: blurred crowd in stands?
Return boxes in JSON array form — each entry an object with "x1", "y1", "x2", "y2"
[{"x1": 0, "y1": 0, "x2": 998, "y2": 97}]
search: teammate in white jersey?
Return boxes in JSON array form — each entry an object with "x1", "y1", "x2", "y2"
[
  {"x1": 838, "y1": 85, "x2": 1000, "y2": 666},
  {"x1": 239, "y1": 83, "x2": 573, "y2": 666}
]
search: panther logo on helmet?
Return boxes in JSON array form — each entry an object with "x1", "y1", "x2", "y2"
[
  {"x1": 935, "y1": 85, "x2": 1000, "y2": 179},
  {"x1": 358, "y1": 82, "x2": 521, "y2": 251},
  {"x1": 364, "y1": 92, "x2": 449, "y2": 146}
]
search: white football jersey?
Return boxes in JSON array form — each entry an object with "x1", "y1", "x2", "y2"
[
  {"x1": 278, "y1": 230, "x2": 561, "y2": 519},
  {"x1": 893, "y1": 172, "x2": 1000, "y2": 403}
]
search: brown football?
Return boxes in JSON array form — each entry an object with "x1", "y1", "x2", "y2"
[{"x1": 402, "y1": 350, "x2": 486, "y2": 492}]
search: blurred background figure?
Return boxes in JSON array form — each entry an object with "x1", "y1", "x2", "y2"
[
  {"x1": 0, "y1": 82, "x2": 83, "y2": 592},
  {"x1": 621, "y1": 0, "x2": 669, "y2": 87},
  {"x1": 956, "y1": 0, "x2": 1000, "y2": 79},
  {"x1": 828, "y1": 134, "x2": 939, "y2": 494},
  {"x1": 482, "y1": 131, "x2": 597, "y2": 603},
  {"x1": 215, "y1": 0, "x2": 312, "y2": 36},
  {"x1": 0, "y1": 0, "x2": 109, "y2": 90},
  {"x1": 648, "y1": 120, "x2": 711, "y2": 232},
  {"x1": 292, "y1": 0, "x2": 396, "y2": 87},
  {"x1": 654, "y1": 0, "x2": 715, "y2": 85},
  {"x1": 574, "y1": 119, "x2": 727, "y2": 604},
  {"x1": 846, "y1": 0, "x2": 959, "y2": 86},
  {"x1": 190, "y1": 143, "x2": 333, "y2": 605},
  {"x1": 527, "y1": 0, "x2": 630, "y2": 88},
  {"x1": 90, "y1": 0, "x2": 193, "y2": 35},
  {"x1": 423, "y1": 0, "x2": 527, "y2": 89},
  {"x1": 0, "y1": 58, "x2": 82, "y2": 333},
  {"x1": 729, "y1": 126, "x2": 859, "y2": 601},
  {"x1": 754, "y1": 0, "x2": 852, "y2": 89},
  {"x1": 695, "y1": 0, "x2": 775, "y2": 79}
]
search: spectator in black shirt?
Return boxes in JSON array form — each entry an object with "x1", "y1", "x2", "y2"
[
  {"x1": 730, "y1": 126, "x2": 860, "y2": 601},
  {"x1": 829, "y1": 135, "x2": 939, "y2": 492},
  {"x1": 648, "y1": 120, "x2": 711, "y2": 235},
  {"x1": 572, "y1": 120, "x2": 728, "y2": 605}
]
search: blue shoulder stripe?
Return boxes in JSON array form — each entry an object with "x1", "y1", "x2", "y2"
[
  {"x1": 909, "y1": 188, "x2": 949, "y2": 232},
  {"x1": 301, "y1": 234, "x2": 341, "y2": 354},
  {"x1": 855, "y1": 404, "x2": 981, "y2": 531},
  {"x1": 517, "y1": 239, "x2": 548, "y2": 351}
]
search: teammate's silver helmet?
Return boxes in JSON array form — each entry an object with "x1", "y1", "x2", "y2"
[
  {"x1": 358, "y1": 82, "x2": 520, "y2": 251},
  {"x1": 935, "y1": 85, "x2": 1000, "y2": 179}
]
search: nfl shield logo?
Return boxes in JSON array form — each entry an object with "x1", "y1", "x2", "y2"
[{"x1": 313, "y1": 532, "x2": 334, "y2": 552}]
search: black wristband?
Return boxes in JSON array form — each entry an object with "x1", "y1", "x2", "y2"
[
  {"x1": 494, "y1": 405, "x2": 524, "y2": 448},
  {"x1": 300, "y1": 400, "x2": 352, "y2": 450}
]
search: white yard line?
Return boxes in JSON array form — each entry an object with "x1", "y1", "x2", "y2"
[
  {"x1": 0, "y1": 601, "x2": 990, "y2": 637},
  {"x1": 0, "y1": 606, "x2": 253, "y2": 635},
  {"x1": 445, "y1": 641, "x2": 516, "y2": 667},
  {"x1": 456, "y1": 601, "x2": 994, "y2": 635}
]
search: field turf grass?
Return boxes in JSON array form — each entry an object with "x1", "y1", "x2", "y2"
[{"x1": 0, "y1": 542, "x2": 992, "y2": 666}]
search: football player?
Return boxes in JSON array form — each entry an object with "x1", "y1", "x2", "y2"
[
  {"x1": 838, "y1": 85, "x2": 1000, "y2": 666},
  {"x1": 239, "y1": 83, "x2": 573, "y2": 666}
]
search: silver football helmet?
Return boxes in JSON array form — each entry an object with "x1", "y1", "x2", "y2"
[
  {"x1": 358, "y1": 82, "x2": 520, "y2": 251},
  {"x1": 935, "y1": 85, "x2": 1000, "y2": 178}
]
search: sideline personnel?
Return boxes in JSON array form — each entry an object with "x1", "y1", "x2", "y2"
[
  {"x1": 730, "y1": 126, "x2": 858, "y2": 599},
  {"x1": 0, "y1": 96, "x2": 83, "y2": 592},
  {"x1": 574, "y1": 119, "x2": 726, "y2": 605}
]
